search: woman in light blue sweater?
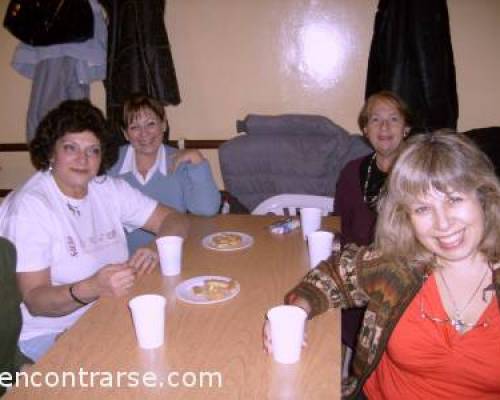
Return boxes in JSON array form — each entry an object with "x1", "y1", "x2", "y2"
[{"x1": 109, "y1": 94, "x2": 220, "y2": 252}]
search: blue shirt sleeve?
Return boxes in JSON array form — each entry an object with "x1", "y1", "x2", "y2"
[{"x1": 176, "y1": 160, "x2": 221, "y2": 216}]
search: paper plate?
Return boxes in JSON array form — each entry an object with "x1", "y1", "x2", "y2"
[
  {"x1": 175, "y1": 275, "x2": 240, "y2": 305},
  {"x1": 202, "y1": 231, "x2": 254, "y2": 251}
]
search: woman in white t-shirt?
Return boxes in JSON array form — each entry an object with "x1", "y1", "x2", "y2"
[{"x1": 0, "y1": 99, "x2": 188, "y2": 362}]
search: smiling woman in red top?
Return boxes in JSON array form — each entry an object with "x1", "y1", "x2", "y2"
[{"x1": 264, "y1": 131, "x2": 500, "y2": 399}]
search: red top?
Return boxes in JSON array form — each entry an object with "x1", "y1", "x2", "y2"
[{"x1": 363, "y1": 274, "x2": 500, "y2": 399}]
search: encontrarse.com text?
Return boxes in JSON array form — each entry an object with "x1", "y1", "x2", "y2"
[{"x1": 0, "y1": 369, "x2": 222, "y2": 389}]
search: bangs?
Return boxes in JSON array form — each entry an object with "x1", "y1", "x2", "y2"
[
  {"x1": 375, "y1": 130, "x2": 500, "y2": 264},
  {"x1": 123, "y1": 94, "x2": 165, "y2": 129},
  {"x1": 127, "y1": 106, "x2": 152, "y2": 125},
  {"x1": 391, "y1": 140, "x2": 479, "y2": 204}
]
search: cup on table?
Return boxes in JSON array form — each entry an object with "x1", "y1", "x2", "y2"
[
  {"x1": 300, "y1": 207, "x2": 322, "y2": 240},
  {"x1": 156, "y1": 236, "x2": 184, "y2": 276},
  {"x1": 307, "y1": 231, "x2": 334, "y2": 269},
  {"x1": 267, "y1": 305, "x2": 307, "y2": 364},
  {"x1": 129, "y1": 294, "x2": 166, "y2": 349}
]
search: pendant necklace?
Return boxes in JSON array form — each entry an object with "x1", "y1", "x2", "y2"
[
  {"x1": 363, "y1": 153, "x2": 378, "y2": 206},
  {"x1": 66, "y1": 202, "x2": 81, "y2": 217},
  {"x1": 438, "y1": 266, "x2": 489, "y2": 333}
]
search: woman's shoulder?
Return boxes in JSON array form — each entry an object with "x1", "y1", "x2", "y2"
[
  {"x1": 1, "y1": 172, "x2": 52, "y2": 212},
  {"x1": 0, "y1": 174, "x2": 57, "y2": 236},
  {"x1": 338, "y1": 154, "x2": 371, "y2": 182},
  {"x1": 354, "y1": 246, "x2": 424, "y2": 290},
  {"x1": 344, "y1": 154, "x2": 371, "y2": 171}
]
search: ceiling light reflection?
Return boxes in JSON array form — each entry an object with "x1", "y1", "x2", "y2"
[{"x1": 298, "y1": 21, "x2": 348, "y2": 88}]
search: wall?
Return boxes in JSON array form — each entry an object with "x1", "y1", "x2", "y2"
[
  {"x1": 0, "y1": 0, "x2": 499, "y2": 191},
  {"x1": 448, "y1": 0, "x2": 500, "y2": 130}
]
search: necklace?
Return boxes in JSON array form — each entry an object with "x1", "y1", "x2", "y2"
[
  {"x1": 438, "y1": 266, "x2": 489, "y2": 333},
  {"x1": 66, "y1": 202, "x2": 81, "y2": 217},
  {"x1": 363, "y1": 153, "x2": 378, "y2": 207}
]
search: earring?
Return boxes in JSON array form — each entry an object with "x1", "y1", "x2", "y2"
[
  {"x1": 48, "y1": 161, "x2": 54, "y2": 173},
  {"x1": 93, "y1": 175, "x2": 107, "y2": 184}
]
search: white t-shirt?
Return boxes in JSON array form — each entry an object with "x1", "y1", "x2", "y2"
[{"x1": 0, "y1": 172, "x2": 157, "y2": 340}]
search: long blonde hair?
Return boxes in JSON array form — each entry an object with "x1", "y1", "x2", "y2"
[{"x1": 375, "y1": 130, "x2": 500, "y2": 264}]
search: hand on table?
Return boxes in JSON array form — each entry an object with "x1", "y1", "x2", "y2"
[
  {"x1": 128, "y1": 247, "x2": 159, "y2": 276},
  {"x1": 92, "y1": 263, "x2": 136, "y2": 297},
  {"x1": 169, "y1": 149, "x2": 205, "y2": 172}
]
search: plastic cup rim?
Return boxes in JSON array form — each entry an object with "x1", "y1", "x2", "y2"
[
  {"x1": 267, "y1": 304, "x2": 307, "y2": 320},
  {"x1": 129, "y1": 294, "x2": 166, "y2": 310},
  {"x1": 156, "y1": 235, "x2": 184, "y2": 244}
]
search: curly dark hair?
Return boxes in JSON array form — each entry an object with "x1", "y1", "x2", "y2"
[{"x1": 29, "y1": 99, "x2": 117, "y2": 175}]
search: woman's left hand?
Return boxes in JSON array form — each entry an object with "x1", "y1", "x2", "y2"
[
  {"x1": 128, "y1": 247, "x2": 159, "y2": 276},
  {"x1": 169, "y1": 149, "x2": 205, "y2": 172}
]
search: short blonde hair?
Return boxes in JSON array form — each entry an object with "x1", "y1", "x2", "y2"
[{"x1": 375, "y1": 130, "x2": 500, "y2": 264}]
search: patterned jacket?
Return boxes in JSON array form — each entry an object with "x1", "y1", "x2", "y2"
[{"x1": 285, "y1": 244, "x2": 500, "y2": 399}]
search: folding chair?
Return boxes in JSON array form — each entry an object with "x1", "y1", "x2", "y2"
[{"x1": 251, "y1": 194, "x2": 334, "y2": 216}]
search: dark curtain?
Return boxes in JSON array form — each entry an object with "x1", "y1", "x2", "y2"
[
  {"x1": 99, "y1": 0, "x2": 181, "y2": 139},
  {"x1": 365, "y1": 0, "x2": 458, "y2": 132}
]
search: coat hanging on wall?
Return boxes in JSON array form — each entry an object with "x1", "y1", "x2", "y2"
[
  {"x1": 365, "y1": 0, "x2": 458, "y2": 132},
  {"x1": 99, "y1": 0, "x2": 181, "y2": 139},
  {"x1": 3, "y1": 0, "x2": 94, "y2": 47},
  {"x1": 8, "y1": 0, "x2": 106, "y2": 142}
]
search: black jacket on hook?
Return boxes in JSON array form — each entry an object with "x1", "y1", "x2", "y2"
[
  {"x1": 365, "y1": 0, "x2": 458, "y2": 132},
  {"x1": 99, "y1": 0, "x2": 181, "y2": 139}
]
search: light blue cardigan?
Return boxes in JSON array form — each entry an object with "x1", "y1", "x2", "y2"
[{"x1": 109, "y1": 144, "x2": 221, "y2": 252}]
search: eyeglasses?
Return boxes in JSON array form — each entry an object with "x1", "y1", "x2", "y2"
[
  {"x1": 367, "y1": 115, "x2": 404, "y2": 127},
  {"x1": 60, "y1": 142, "x2": 101, "y2": 158},
  {"x1": 419, "y1": 295, "x2": 489, "y2": 333}
]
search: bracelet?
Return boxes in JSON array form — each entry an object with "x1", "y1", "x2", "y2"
[{"x1": 69, "y1": 285, "x2": 89, "y2": 306}]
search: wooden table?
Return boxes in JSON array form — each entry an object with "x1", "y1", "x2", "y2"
[{"x1": 6, "y1": 215, "x2": 341, "y2": 399}]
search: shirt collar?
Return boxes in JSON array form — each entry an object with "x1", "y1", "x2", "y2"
[{"x1": 119, "y1": 145, "x2": 167, "y2": 184}]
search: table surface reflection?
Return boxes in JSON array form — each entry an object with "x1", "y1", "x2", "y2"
[{"x1": 5, "y1": 215, "x2": 340, "y2": 400}]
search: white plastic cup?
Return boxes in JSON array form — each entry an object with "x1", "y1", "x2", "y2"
[
  {"x1": 156, "y1": 236, "x2": 184, "y2": 276},
  {"x1": 129, "y1": 294, "x2": 166, "y2": 349},
  {"x1": 300, "y1": 207, "x2": 322, "y2": 240},
  {"x1": 307, "y1": 231, "x2": 334, "y2": 269},
  {"x1": 267, "y1": 305, "x2": 307, "y2": 364}
]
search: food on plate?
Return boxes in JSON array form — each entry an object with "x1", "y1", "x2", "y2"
[
  {"x1": 211, "y1": 233, "x2": 242, "y2": 249},
  {"x1": 192, "y1": 279, "x2": 237, "y2": 300}
]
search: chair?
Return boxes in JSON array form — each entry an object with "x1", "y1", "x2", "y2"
[{"x1": 251, "y1": 194, "x2": 334, "y2": 216}]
